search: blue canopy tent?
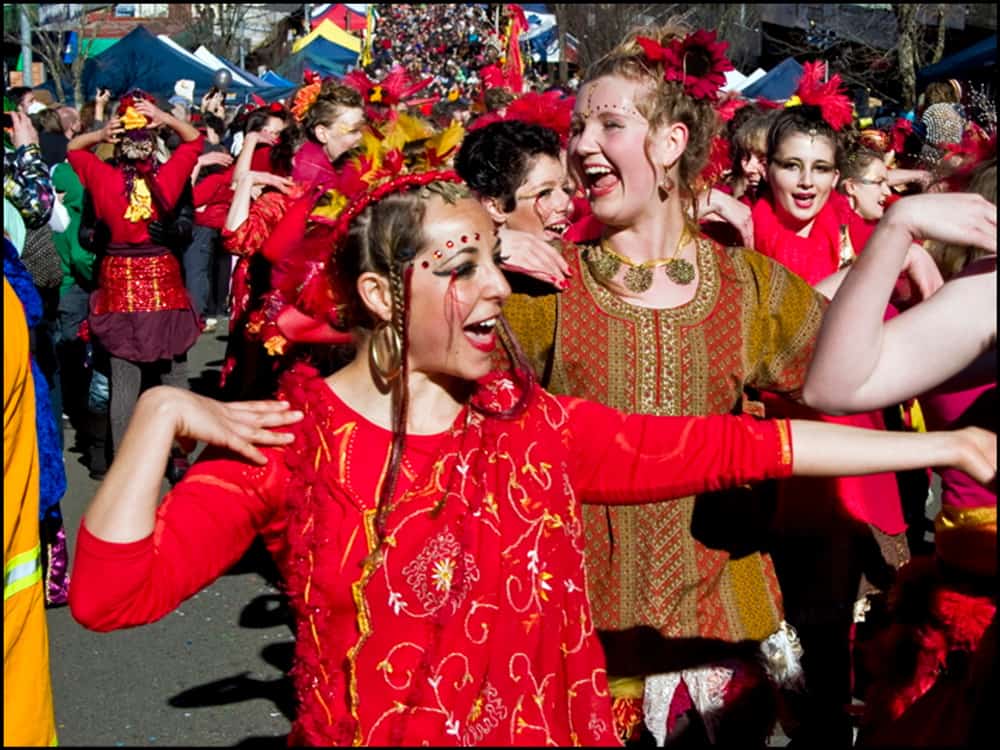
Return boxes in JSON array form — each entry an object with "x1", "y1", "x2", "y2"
[
  {"x1": 261, "y1": 70, "x2": 295, "y2": 88},
  {"x1": 37, "y1": 26, "x2": 260, "y2": 102},
  {"x1": 740, "y1": 57, "x2": 804, "y2": 101},
  {"x1": 917, "y1": 35, "x2": 997, "y2": 84},
  {"x1": 274, "y1": 36, "x2": 357, "y2": 80}
]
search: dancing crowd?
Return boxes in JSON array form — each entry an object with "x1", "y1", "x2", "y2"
[{"x1": 4, "y1": 7, "x2": 997, "y2": 749}]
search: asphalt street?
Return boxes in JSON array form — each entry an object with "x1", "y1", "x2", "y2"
[{"x1": 47, "y1": 325, "x2": 294, "y2": 747}]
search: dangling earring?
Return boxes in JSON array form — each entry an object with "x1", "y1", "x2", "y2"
[
  {"x1": 658, "y1": 172, "x2": 675, "y2": 201},
  {"x1": 369, "y1": 320, "x2": 402, "y2": 382}
]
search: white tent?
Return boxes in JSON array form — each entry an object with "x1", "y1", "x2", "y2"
[
  {"x1": 157, "y1": 35, "x2": 254, "y2": 88},
  {"x1": 194, "y1": 44, "x2": 253, "y2": 86},
  {"x1": 729, "y1": 67, "x2": 766, "y2": 93}
]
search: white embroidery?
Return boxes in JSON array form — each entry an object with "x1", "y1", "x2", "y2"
[{"x1": 401, "y1": 529, "x2": 481, "y2": 615}]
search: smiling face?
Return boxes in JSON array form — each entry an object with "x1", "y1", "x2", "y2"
[
  {"x1": 845, "y1": 158, "x2": 891, "y2": 221},
  {"x1": 767, "y1": 131, "x2": 840, "y2": 228},
  {"x1": 406, "y1": 196, "x2": 510, "y2": 382},
  {"x1": 568, "y1": 76, "x2": 665, "y2": 227},
  {"x1": 506, "y1": 153, "x2": 574, "y2": 241}
]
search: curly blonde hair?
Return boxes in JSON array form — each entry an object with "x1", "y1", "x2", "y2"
[{"x1": 582, "y1": 23, "x2": 722, "y2": 206}]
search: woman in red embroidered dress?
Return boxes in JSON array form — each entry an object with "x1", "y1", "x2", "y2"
[
  {"x1": 68, "y1": 129, "x2": 996, "y2": 746},
  {"x1": 66, "y1": 91, "x2": 204, "y2": 452}
]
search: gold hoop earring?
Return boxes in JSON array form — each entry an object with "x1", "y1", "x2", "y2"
[{"x1": 369, "y1": 321, "x2": 402, "y2": 382}]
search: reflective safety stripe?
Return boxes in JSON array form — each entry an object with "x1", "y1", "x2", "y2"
[{"x1": 4, "y1": 543, "x2": 42, "y2": 600}]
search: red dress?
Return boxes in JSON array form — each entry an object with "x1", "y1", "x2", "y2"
[
  {"x1": 68, "y1": 137, "x2": 205, "y2": 362},
  {"x1": 70, "y1": 364, "x2": 794, "y2": 746}
]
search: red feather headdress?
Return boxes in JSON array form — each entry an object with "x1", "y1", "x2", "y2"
[
  {"x1": 466, "y1": 89, "x2": 576, "y2": 146},
  {"x1": 785, "y1": 60, "x2": 854, "y2": 131},
  {"x1": 342, "y1": 65, "x2": 435, "y2": 123}
]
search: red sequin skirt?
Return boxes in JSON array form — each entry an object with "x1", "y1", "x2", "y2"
[{"x1": 89, "y1": 249, "x2": 200, "y2": 362}]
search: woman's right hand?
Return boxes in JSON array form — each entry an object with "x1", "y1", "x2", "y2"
[
  {"x1": 885, "y1": 193, "x2": 997, "y2": 252},
  {"x1": 248, "y1": 171, "x2": 296, "y2": 198},
  {"x1": 100, "y1": 117, "x2": 124, "y2": 144},
  {"x1": 947, "y1": 426, "x2": 997, "y2": 488},
  {"x1": 141, "y1": 386, "x2": 302, "y2": 465},
  {"x1": 198, "y1": 150, "x2": 235, "y2": 169},
  {"x1": 10, "y1": 111, "x2": 39, "y2": 148}
]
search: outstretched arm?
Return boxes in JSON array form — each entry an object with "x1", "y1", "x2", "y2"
[
  {"x1": 565, "y1": 397, "x2": 996, "y2": 504},
  {"x1": 803, "y1": 193, "x2": 996, "y2": 413}
]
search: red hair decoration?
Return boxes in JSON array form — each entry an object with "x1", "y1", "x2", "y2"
[
  {"x1": 467, "y1": 90, "x2": 576, "y2": 147},
  {"x1": 787, "y1": 60, "x2": 854, "y2": 132},
  {"x1": 342, "y1": 65, "x2": 434, "y2": 123},
  {"x1": 635, "y1": 30, "x2": 733, "y2": 102}
]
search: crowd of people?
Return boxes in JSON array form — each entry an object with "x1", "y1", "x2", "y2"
[{"x1": 4, "y1": 7, "x2": 997, "y2": 749}]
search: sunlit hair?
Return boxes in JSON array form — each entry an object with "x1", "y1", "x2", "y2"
[
  {"x1": 302, "y1": 85, "x2": 364, "y2": 144},
  {"x1": 766, "y1": 106, "x2": 849, "y2": 166},
  {"x1": 837, "y1": 146, "x2": 884, "y2": 187},
  {"x1": 926, "y1": 156, "x2": 997, "y2": 279},
  {"x1": 581, "y1": 23, "x2": 721, "y2": 209}
]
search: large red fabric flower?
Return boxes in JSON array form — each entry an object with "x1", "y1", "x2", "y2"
[{"x1": 636, "y1": 30, "x2": 733, "y2": 102}]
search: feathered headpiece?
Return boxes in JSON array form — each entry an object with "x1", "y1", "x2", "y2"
[
  {"x1": 784, "y1": 61, "x2": 854, "y2": 131},
  {"x1": 342, "y1": 65, "x2": 435, "y2": 124},
  {"x1": 467, "y1": 89, "x2": 576, "y2": 147},
  {"x1": 635, "y1": 29, "x2": 734, "y2": 102},
  {"x1": 116, "y1": 90, "x2": 155, "y2": 134},
  {"x1": 264, "y1": 114, "x2": 466, "y2": 338},
  {"x1": 290, "y1": 70, "x2": 324, "y2": 122}
]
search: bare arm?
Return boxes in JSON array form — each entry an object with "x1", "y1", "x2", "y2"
[
  {"x1": 224, "y1": 170, "x2": 294, "y2": 233},
  {"x1": 803, "y1": 193, "x2": 997, "y2": 413},
  {"x1": 134, "y1": 99, "x2": 199, "y2": 142},
  {"x1": 789, "y1": 419, "x2": 995, "y2": 485},
  {"x1": 83, "y1": 387, "x2": 301, "y2": 543}
]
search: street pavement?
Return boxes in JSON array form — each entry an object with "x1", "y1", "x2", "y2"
[{"x1": 47, "y1": 325, "x2": 294, "y2": 747}]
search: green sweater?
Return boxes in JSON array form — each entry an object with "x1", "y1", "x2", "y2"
[{"x1": 51, "y1": 161, "x2": 95, "y2": 296}]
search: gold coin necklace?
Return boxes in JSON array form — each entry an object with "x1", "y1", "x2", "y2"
[{"x1": 588, "y1": 224, "x2": 696, "y2": 293}]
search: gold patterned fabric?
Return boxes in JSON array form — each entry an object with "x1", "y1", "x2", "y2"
[{"x1": 504, "y1": 235, "x2": 826, "y2": 675}]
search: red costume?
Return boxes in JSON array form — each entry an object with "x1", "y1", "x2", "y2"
[
  {"x1": 70, "y1": 364, "x2": 794, "y2": 746},
  {"x1": 68, "y1": 136, "x2": 205, "y2": 362}
]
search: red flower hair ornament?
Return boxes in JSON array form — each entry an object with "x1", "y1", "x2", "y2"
[
  {"x1": 467, "y1": 90, "x2": 576, "y2": 146},
  {"x1": 635, "y1": 30, "x2": 734, "y2": 102},
  {"x1": 784, "y1": 60, "x2": 854, "y2": 132}
]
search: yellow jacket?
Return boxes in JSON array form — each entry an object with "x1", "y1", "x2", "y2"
[{"x1": 4, "y1": 278, "x2": 57, "y2": 746}]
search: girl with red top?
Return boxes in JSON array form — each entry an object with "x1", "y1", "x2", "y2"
[
  {"x1": 219, "y1": 82, "x2": 365, "y2": 400},
  {"x1": 67, "y1": 123, "x2": 996, "y2": 747},
  {"x1": 66, "y1": 91, "x2": 204, "y2": 452}
]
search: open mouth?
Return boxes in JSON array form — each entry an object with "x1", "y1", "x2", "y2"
[
  {"x1": 583, "y1": 164, "x2": 619, "y2": 198},
  {"x1": 792, "y1": 192, "x2": 816, "y2": 209},
  {"x1": 544, "y1": 221, "x2": 570, "y2": 238},
  {"x1": 463, "y1": 316, "x2": 498, "y2": 352}
]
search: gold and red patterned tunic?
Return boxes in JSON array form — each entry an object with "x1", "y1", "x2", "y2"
[{"x1": 504, "y1": 235, "x2": 825, "y2": 678}]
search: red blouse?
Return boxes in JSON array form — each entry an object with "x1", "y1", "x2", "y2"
[
  {"x1": 70, "y1": 365, "x2": 793, "y2": 746},
  {"x1": 67, "y1": 136, "x2": 204, "y2": 244}
]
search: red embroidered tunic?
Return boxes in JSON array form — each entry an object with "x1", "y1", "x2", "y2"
[{"x1": 70, "y1": 365, "x2": 794, "y2": 746}]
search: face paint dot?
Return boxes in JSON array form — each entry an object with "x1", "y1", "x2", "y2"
[
  {"x1": 433, "y1": 250, "x2": 443, "y2": 259},
  {"x1": 446, "y1": 240, "x2": 454, "y2": 248},
  {"x1": 474, "y1": 232, "x2": 480, "y2": 240},
  {"x1": 421, "y1": 261, "x2": 429, "y2": 268},
  {"x1": 461, "y1": 235, "x2": 468, "y2": 243}
]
